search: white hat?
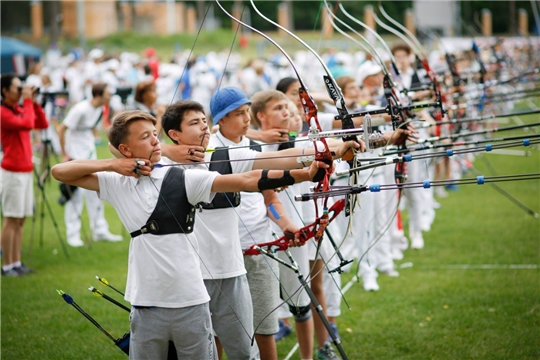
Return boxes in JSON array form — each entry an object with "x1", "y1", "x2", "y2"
[
  {"x1": 356, "y1": 60, "x2": 382, "y2": 84},
  {"x1": 89, "y1": 48, "x2": 104, "y2": 60},
  {"x1": 334, "y1": 52, "x2": 349, "y2": 65},
  {"x1": 106, "y1": 59, "x2": 120, "y2": 71}
]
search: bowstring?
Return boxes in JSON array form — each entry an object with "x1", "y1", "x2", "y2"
[{"x1": 168, "y1": 4, "x2": 212, "y2": 106}]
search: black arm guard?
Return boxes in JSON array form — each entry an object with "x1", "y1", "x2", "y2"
[{"x1": 257, "y1": 170, "x2": 296, "y2": 191}]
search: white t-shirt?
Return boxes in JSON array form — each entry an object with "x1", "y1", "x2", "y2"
[
  {"x1": 315, "y1": 112, "x2": 336, "y2": 132},
  {"x1": 178, "y1": 132, "x2": 258, "y2": 279},
  {"x1": 65, "y1": 65, "x2": 86, "y2": 103},
  {"x1": 261, "y1": 141, "x2": 311, "y2": 235},
  {"x1": 216, "y1": 135, "x2": 274, "y2": 250},
  {"x1": 97, "y1": 163, "x2": 218, "y2": 308},
  {"x1": 63, "y1": 100, "x2": 102, "y2": 160}
]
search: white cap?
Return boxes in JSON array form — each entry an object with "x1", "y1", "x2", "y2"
[
  {"x1": 334, "y1": 52, "x2": 349, "y2": 65},
  {"x1": 106, "y1": 59, "x2": 120, "y2": 71},
  {"x1": 89, "y1": 48, "x2": 104, "y2": 60},
  {"x1": 356, "y1": 60, "x2": 382, "y2": 84}
]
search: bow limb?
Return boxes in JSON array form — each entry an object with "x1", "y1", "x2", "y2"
[
  {"x1": 373, "y1": 9, "x2": 446, "y2": 120},
  {"x1": 378, "y1": 3, "x2": 424, "y2": 57},
  {"x1": 243, "y1": 199, "x2": 345, "y2": 256},
  {"x1": 328, "y1": 3, "x2": 412, "y2": 260},
  {"x1": 214, "y1": 0, "x2": 334, "y2": 172},
  {"x1": 213, "y1": 0, "x2": 343, "y2": 343},
  {"x1": 371, "y1": 7, "x2": 445, "y2": 190},
  {"x1": 246, "y1": 0, "x2": 341, "y2": 233},
  {"x1": 249, "y1": 0, "x2": 362, "y2": 227},
  {"x1": 420, "y1": 28, "x2": 463, "y2": 87},
  {"x1": 323, "y1": 1, "x2": 393, "y2": 81},
  {"x1": 248, "y1": 0, "x2": 356, "y2": 141},
  {"x1": 337, "y1": 3, "x2": 402, "y2": 80},
  {"x1": 322, "y1": 2, "x2": 407, "y2": 135}
]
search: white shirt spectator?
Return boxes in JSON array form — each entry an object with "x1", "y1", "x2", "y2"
[{"x1": 62, "y1": 100, "x2": 102, "y2": 160}]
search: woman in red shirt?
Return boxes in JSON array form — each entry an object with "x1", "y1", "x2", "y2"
[{"x1": 1, "y1": 73, "x2": 49, "y2": 277}]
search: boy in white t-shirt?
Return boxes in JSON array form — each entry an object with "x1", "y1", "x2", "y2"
[{"x1": 51, "y1": 110, "x2": 328, "y2": 360}]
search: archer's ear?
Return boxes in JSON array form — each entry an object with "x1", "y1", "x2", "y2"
[
  {"x1": 168, "y1": 129, "x2": 181, "y2": 143},
  {"x1": 118, "y1": 144, "x2": 132, "y2": 158},
  {"x1": 256, "y1": 111, "x2": 266, "y2": 125}
]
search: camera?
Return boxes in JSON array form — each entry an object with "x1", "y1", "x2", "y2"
[
  {"x1": 115, "y1": 87, "x2": 133, "y2": 105},
  {"x1": 18, "y1": 86, "x2": 40, "y2": 94},
  {"x1": 42, "y1": 90, "x2": 69, "y2": 97}
]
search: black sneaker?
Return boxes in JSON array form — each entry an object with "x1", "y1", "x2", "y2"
[
  {"x1": 316, "y1": 342, "x2": 339, "y2": 360},
  {"x1": 1, "y1": 268, "x2": 24, "y2": 277},
  {"x1": 17, "y1": 263, "x2": 37, "y2": 274}
]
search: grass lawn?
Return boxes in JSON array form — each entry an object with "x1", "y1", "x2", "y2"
[{"x1": 1, "y1": 111, "x2": 539, "y2": 359}]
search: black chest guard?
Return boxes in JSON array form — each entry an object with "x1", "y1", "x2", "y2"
[
  {"x1": 200, "y1": 140, "x2": 262, "y2": 210},
  {"x1": 130, "y1": 167, "x2": 196, "y2": 238},
  {"x1": 200, "y1": 148, "x2": 240, "y2": 210},
  {"x1": 277, "y1": 135, "x2": 296, "y2": 150}
]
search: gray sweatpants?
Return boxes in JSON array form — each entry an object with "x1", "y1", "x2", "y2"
[
  {"x1": 130, "y1": 303, "x2": 217, "y2": 360},
  {"x1": 204, "y1": 275, "x2": 254, "y2": 360}
]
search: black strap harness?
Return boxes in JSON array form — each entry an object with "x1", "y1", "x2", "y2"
[
  {"x1": 130, "y1": 167, "x2": 196, "y2": 238},
  {"x1": 199, "y1": 140, "x2": 262, "y2": 210}
]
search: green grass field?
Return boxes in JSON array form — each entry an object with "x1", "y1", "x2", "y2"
[{"x1": 1, "y1": 110, "x2": 539, "y2": 359}]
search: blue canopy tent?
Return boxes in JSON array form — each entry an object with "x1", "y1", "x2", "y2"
[{"x1": 1, "y1": 36, "x2": 42, "y2": 75}]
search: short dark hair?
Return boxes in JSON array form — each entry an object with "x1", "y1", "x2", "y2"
[
  {"x1": 92, "y1": 83, "x2": 108, "y2": 98},
  {"x1": 134, "y1": 80, "x2": 156, "y2": 103},
  {"x1": 108, "y1": 110, "x2": 157, "y2": 150},
  {"x1": 162, "y1": 100, "x2": 205, "y2": 144},
  {"x1": 391, "y1": 42, "x2": 411, "y2": 56},
  {"x1": 1, "y1": 73, "x2": 18, "y2": 99},
  {"x1": 276, "y1": 77, "x2": 299, "y2": 94}
]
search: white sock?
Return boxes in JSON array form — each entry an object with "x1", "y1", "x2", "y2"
[
  {"x1": 2, "y1": 264, "x2": 14, "y2": 271},
  {"x1": 14, "y1": 261, "x2": 22, "y2": 268}
]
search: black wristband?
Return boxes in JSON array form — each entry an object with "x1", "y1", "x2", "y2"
[
  {"x1": 312, "y1": 167, "x2": 327, "y2": 183},
  {"x1": 258, "y1": 170, "x2": 296, "y2": 191}
]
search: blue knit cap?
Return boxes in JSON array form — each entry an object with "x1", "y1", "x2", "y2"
[{"x1": 210, "y1": 87, "x2": 251, "y2": 125}]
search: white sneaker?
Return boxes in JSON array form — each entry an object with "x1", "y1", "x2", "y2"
[
  {"x1": 391, "y1": 247, "x2": 404, "y2": 261},
  {"x1": 420, "y1": 221, "x2": 431, "y2": 232},
  {"x1": 67, "y1": 238, "x2": 84, "y2": 247},
  {"x1": 380, "y1": 269, "x2": 400, "y2": 277},
  {"x1": 395, "y1": 235, "x2": 409, "y2": 251},
  {"x1": 410, "y1": 232, "x2": 424, "y2": 249},
  {"x1": 94, "y1": 232, "x2": 123, "y2": 242},
  {"x1": 435, "y1": 187, "x2": 448, "y2": 198},
  {"x1": 363, "y1": 276, "x2": 380, "y2": 291}
]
